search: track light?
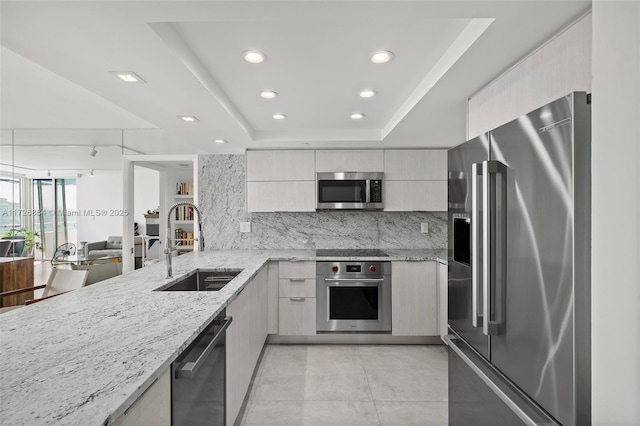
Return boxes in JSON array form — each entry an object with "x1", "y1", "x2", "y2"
[
  {"x1": 90, "y1": 170, "x2": 95, "y2": 177},
  {"x1": 90, "y1": 146, "x2": 98, "y2": 157},
  {"x1": 47, "y1": 170, "x2": 51, "y2": 177}
]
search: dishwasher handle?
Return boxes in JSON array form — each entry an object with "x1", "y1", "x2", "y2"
[{"x1": 175, "y1": 316, "x2": 232, "y2": 380}]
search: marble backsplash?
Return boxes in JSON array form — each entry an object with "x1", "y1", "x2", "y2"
[{"x1": 198, "y1": 154, "x2": 447, "y2": 250}]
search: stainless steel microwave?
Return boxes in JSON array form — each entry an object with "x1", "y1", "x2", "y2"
[{"x1": 316, "y1": 172, "x2": 384, "y2": 210}]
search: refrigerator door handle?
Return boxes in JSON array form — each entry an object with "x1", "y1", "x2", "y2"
[
  {"x1": 482, "y1": 160, "x2": 507, "y2": 336},
  {"x1": 471, "y1": 162, "x2": 484, "y2": 328}
]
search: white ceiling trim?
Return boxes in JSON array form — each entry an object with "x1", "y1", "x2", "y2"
[
  {"x1": 381, "y1": 18, "x2": 494, "y2": 139},
  {"x1": 149, "y1": 22, "x2": 255, "y2": 140}
]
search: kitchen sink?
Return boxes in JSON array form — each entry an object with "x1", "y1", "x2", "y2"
[{"x1": 159, "y1": 269, "x2": 243, "y2": 292}]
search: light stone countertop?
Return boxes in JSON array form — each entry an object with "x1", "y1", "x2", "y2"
[{"x1": 0, "y1": 249, "x2": 446, "y2": 426}]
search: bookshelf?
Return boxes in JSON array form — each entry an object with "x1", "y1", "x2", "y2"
[{"x1": 172, "y1": 180, "x2": 195, "y2": 252}]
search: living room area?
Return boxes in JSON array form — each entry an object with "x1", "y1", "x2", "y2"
[{"x1": 0, "y1": 163, "x2": 165, "y2": 311}]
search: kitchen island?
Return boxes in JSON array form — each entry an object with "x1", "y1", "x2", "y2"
[{"x1": 0, "y1": 249, "x2": 445, "y2": 425}]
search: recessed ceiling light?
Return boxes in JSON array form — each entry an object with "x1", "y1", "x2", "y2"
[
  {"x1": 370, "y1": 50, "x2": 394, "y2": 64},
  {"x1": 214, "y1": 139, "x2": 227, "y2": 144},
  {"x1": 243, "y1": 50, "x2": 266, "y2": 64},
  {"x1": 272, "y1": 113, "x2": 287, "y2": 120},
  {"x1": 178, "y1": 116, "x2": 199, "y2": 122},
  {"x1": 351, "y1": 113, "x2": 365, "y2": 120},
  {"x1": 260, "y1": 90, "x2": 278, "y2": 99},
  {"x1": 359, "y1": 89, "x2": 377, "y2": 98},
  {"x1": 109, "y1": 71, "x2": 146, "y2": 83}
]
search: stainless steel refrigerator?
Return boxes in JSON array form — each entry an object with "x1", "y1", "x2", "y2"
[{"x1": 446, "y1": 92, "x2": 591, "y2": 426}]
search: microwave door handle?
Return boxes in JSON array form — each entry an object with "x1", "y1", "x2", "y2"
[
  {"x1": 471, "y1": 162, "x2": 483, "y2": 328},
  {"x1": 365, "y1": 179, "x2": 370, "y2": 204}
]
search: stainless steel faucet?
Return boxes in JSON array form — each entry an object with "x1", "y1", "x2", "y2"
[{"x1": 165, "y1": 201, "x2": 205, "y2": 278}]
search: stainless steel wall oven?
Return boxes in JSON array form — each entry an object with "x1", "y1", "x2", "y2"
[{"x1": 316, "y1": 261, "x2": 391, "y2": 332}]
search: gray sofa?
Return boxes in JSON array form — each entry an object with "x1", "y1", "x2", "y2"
[
  {"x1": 86, "y1": 236, "x2": 143, "y2": 260},
  {"x1": 86, "y1": 236, "x2": 123, "y2": 259}
]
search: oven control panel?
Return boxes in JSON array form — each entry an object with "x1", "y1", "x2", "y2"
[{"x1": 317, "y1": 261, "x2": 391, "y2": 277}]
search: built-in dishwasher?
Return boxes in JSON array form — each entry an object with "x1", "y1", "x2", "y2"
[{"x1": 172, "y1": 312, "x2": 232, "y2": 426}]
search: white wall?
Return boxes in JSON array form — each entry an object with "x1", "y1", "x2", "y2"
[
  {"x1": 468, "y1": 13, "x2": 592, "y2": 138},
  {"x1": 591, "y1": 2, "x2": 640, "y2": 424},
  {"x1": 133, "y1": 166, "x2": 159, "y2": 236},
  {"x1": 76, "y1": 171, "x2": 123, "y2": 243}
]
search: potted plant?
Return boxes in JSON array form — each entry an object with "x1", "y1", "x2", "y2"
[{"x1": 1, "y1": 227, "x2": 44, "y2": 258}]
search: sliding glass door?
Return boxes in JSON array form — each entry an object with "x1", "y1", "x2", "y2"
[{"x1": 33, "y1": 178, "x2": 77, "y2": 258}]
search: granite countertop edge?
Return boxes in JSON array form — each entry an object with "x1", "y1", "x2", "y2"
[{"x1": 0, "y1": 249, "x2": 446, "y2": 426}]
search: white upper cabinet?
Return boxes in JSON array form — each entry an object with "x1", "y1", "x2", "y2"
[
  {"x1": 246, "y1": 149, "x2": 448, "y2": 212},
  {"x1": 247, "y1": 150, "x2": 315, "y2": 181},
  {"x1": 247, "y1": 181, "x2": 316, "y2": 212},
  {"x1": 246, "y1": 150, "x2": 316, "y2": 212},
  {"x1": 383, "y1": 150, "x2": 447, "y2": 180},
  {"x1": 384, "y1": 181, "x2": 447, "y2": 211},
  {"x1": 315, "y1": 150, "x2": 384, "y2": 172},
  {"x1": 383, "y1": 149, "x2": 447, "y2": 211}
]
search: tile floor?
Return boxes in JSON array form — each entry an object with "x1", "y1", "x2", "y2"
[{"x1": 239, "y1": 344, "x2": 448, "y2": 426}]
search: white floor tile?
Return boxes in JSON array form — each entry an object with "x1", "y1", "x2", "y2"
[
  {"x1": 241, "y1": 400, "x2": 381, "y2": 426},
  {"x1": 240, "y1": 344, "x2": 448, "y2": 425},
  {"x1": 375, "y1": 401, "x2": 448, "y2": 426}
]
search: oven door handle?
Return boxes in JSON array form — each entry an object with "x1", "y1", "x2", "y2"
[
  {"x1": 175, "y1": 316, "x2": 232, "y2": 380},
  {"x1": 323, "y1": 278, "x2": 385, "y2": 282}
]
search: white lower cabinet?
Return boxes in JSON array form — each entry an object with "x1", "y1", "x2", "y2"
[
  {"x1": 226, "y1": 266, "x2": 268, "y2": 425},
  {"x1": 267, "y1": 261, "x2": 279, "y2": 334},
  {"x1": 391, "y1": 261, "x2": 438, "y2": 336},
  {"x1": 437, "y1": 262, "x2": 448, "y2": 341},
  {"x1": 114, "y1": 368, "x2": 171, "y2": 426},
  {"x1": 279, "y1": 297, "x2": 316, "y2": 335},
  {"x1": 278, "y1": 261, "x2": 316, "y2": 336}
]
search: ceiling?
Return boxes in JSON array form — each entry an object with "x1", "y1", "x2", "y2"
[{"x1": 0, "y1": 0, "x2": 591, "y2": 175}]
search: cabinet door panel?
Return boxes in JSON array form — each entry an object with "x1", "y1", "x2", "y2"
[
  {"x1": 226, "y1": 286, "x2": 249, "y2": 425},
  {"x1": 384, "y1": 150, "x2": 447, "y2": 180},
  {"x1": 438, "y1": 262, "x2": 448, "y2": 341},
  {"x1": 114, "y1": 368, "x2": 171, "y2": 426},
  {"x1": 392, "y1": 261, "x2": 438, "y2": 336},
  {"x1": 279, "y1": 298, "x2": 316, "y2": 335},
  {"x1": 268, "y1": 262, "x2": 279, "y2": 334},
  {"x1": 247, "y1": 150, "x2": 315, "y2": 181},
  {"x1": 226, "y1": 266, "x2": 268, "y2": 425},
  {"x1": 247, "y1": 181, "x2": 316, "y2": 212},
  {"x1": 384, "y1": 181, "x2": 447, "y2": 211},
  {"x1": 315, "y1": 150, "x2": 384, "y2": 172}
]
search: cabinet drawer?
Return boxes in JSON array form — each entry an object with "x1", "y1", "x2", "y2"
[
  {"x1": 279, "y1": 278, "x2": 316, "y2": 297},
  {"x1": 279, "y1": 261, "x2": 315, "y2": 278},
  {"x1": 278, "y1": 297, "x2": 316, "y2": 335}
]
